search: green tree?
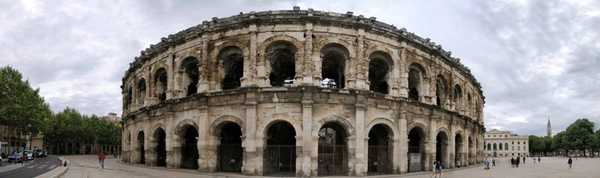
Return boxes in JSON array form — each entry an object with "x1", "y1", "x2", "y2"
[{"x1": 564, "y1": 118, "x2": 595, "y2": 156}]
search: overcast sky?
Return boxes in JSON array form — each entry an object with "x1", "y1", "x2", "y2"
[{"x1": 1, "y1": 0, "x2": 599, "y2": 136}]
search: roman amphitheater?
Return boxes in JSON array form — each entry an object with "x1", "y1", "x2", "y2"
[{"x1": 121, "y1": 7, "x2": 485, "y2": 176}]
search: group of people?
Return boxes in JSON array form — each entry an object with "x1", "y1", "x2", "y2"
[
  {"x1": 431, "y1": 160, "x2": 443, "y2": 178},
  {"x1": 510, "y1": 156, "x2": 525, "y2": 167}
]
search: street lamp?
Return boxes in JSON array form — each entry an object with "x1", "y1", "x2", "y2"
[{"x1": 27, "y1": 124, "x2": 32, "y2": 150}]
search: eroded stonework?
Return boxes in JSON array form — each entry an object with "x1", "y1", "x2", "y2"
[{"x1": 121, "y1": 7, "x2": 485, "y2": 176}]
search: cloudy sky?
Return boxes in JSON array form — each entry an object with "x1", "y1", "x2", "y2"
[{"x1": 1, "y1": 0, "x2": 599, "y2": 136}]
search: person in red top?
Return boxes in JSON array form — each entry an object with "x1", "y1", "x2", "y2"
[{"x1": 98, "y1": 151, "x2": 106, "y2": 169}]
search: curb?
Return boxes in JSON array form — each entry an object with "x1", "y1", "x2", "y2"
[{"x1": 34, "y1": 156, "x2": 69, "y2": 178}]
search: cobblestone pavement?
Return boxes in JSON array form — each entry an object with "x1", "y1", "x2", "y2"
[{"x1": 63, "y1": 155, "x2": 600, "y2": 178}]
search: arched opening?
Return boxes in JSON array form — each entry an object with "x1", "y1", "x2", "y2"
[
  {"x1": 217, "y1": 122, "x2": 243, "y2": 172},
  {"x1": 318, "y1": 122, "x2": 348, "y2": 176},
  {"x1": 453, "y1": 84, "x2": 462, "y2": 104},
  {"x1": 180, "y1": 125, "x2": 199, "y2": 169},
  {"x1": 408, "y1": 127, "x2": 425, "y2": 172},
  {"x1": 264, "y1": 121, "x2": 296, "y2": 176},
  {"x1": 137, "y1": 79, "x2": 146, "y2": 105},
  {"x1": 125, "y1": 86, "x2": 133, "y2": 108},
  {"x1": 137, "y1": 131, "x2": 145, "y2": 164},
  {"x1": 455, "y1": 134, "x2": 463, "y2": 167},
  {"x1": 367, "y1": 124, "x2": 393, "y2": 175},
  {"x1": 219, "y1": 47, "x2": 244, "y2": 90},
  {"x1": 267, "y1": 41, "x2": 296, "y2": 87},
  {"x1": 436, "y1": 75, "x2": 448, "y2": 107},
  {"x1": 181, "y1": 57, "x2": 199, "y2": 96},
  {"x1": 154, "y1": 128, "x2": 166, "y2": 167},
  {"x1": 487, "y1": 143, "x2": 491, "y2": 151},
  {"x1": 408, "y1": 63, "x2": 425, "y2": 101},
  {"x1": 436, "y1": 131, "x2": 448, "y2": 168},
  {"x1": 368, "y1": 52, "x2": 392, "y2": 94},
  {"x1": 499, "y1": 141, "x2": 503, "y2": 150},
  {"x1": 504, "y1": 143, "x2": 508, "y2": 151},
  {"x1": 321, "y1": 43, "x2": 348, "y2": 89},
  {"x1": 154, "y1": 68, "x2": 168, "y2": 102}
]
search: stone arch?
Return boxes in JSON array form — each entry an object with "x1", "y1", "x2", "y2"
[
  {"x1": 367, "y1": 122, "x2": 395, "y2": 174},
  {"x1": 317, "y1": 120, "x2": 350, "y2": 176},
  {"x1": 366, "y1": 118, "x2": 398, "y2": 140},
  {"x1": 408, "y1": 63, "x2": 426, "y2": 101},
  {"x1": 314, "y1": 38, "x2": 356, "y2": 59},
  {"x1": 407, "y1": 124, "x2": 426, "y2": 172},
  {"x1": 454, "y1": 132, "x2": 465, "y2": 167},
  {"x1": 174, "y1": 119, "x2": 199, "y2": 138},
  {"x1": 263, "y1": 119, "x2": 298, "y2": 175},
  {"x1": 174, "y1": 119, "x2": 199, "y2": 169},
  {"x1": 153, "y1": 67, "x2": 168, "y2": 101},
  {"x1": 216, "y1": 46, "x2": 245, "y2": 90},
  {"x1": 435, "y1": 130, "x2": 450, "y2": 168},
  {"x1": 136, "y1": 78, "x2": 147, "y2": 105},
  {"x1": 320, "y1": 43, "x2": 350, "y2": 89},
  {"x1": 213, "y1": 120, "x2": 243, "y2": 172},
  {"x1": 136, "y1": 130, "x2": 146, "y2": 164},
  {"x1": 152, "y1": 125, "x2": 167, "y2": 167},
  {"x1": 178, "y1": 56, "x2": 200, "y2": 96},
  {"x1": 435, "y1": 75, "x2": 448, "y2": 107},
  {"x1": 312, "y1": 115, "x2": 355, "y2": 138},
  {"x1": 259, "y1": 35, "x2": 304, "y2": 87},
  {"x1": 258, "y1": 119, "x2": 302, "y2": 142},
  {"x1": 209, "y1": 115, "x2": 245, "y2": 137},
  {"x1": 368, "y1": 51, "x2": 394, "y2": 94}
]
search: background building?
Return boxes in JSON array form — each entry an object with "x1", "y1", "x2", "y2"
[{"x1": 484, "y1": 129, "x2": 529, "y2": 157}]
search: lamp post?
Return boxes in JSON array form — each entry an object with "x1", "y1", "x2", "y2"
[{"x1": 27, "y1": 124, "x2": 32, "y2": 150}]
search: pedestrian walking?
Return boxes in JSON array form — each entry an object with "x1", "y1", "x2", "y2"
[
  {"x1": 523, "y1": 156, "x2": 526, "y2": 164},
  {"x1": 98, "y1": 151, "x2": 106, "y2": 169},
  {"x1": 516, "y1": 157, "x2": 520, "y2": 168},
  {"x1": 568, "y1": 157, "x2": 573, "y2": 168},
  {"x1": 435, "y1": 160, "x2": 443, "y2": 178},
  {"x1": 510, "y1": 157, "x2": 514, "y2": 168},
  {"x1": 492, "y1": 159, "x2": 495, "y2": 167},
  {"x1": 538, "y1": 157, "x2": 541, "y2": 163}
]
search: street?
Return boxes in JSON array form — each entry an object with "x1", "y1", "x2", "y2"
[{"x1": 0, "y1": 156, "x2": 60, "y2": 178}]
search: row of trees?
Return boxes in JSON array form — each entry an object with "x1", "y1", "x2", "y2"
[
  {"x1": 0, "y1": 66, "x2": 121, "y2": 154},
  {"x1": 529, "y1": 119, "x2": 600, "y2": 157}
]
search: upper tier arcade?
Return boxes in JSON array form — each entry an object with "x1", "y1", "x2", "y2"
[{"x1": 121, "y1": 7, "x2": 485, "y2": 123}]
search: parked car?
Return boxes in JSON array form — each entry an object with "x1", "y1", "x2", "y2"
[
  {"x1": 8, "y1": 152, "x2": 22, "y2": 163},
  {"x1": 23, "y1": 150, "x2": 34, "y2": 160},
  {"x1": 34, "y1": 149, "x2": 47, "y2": 158}
]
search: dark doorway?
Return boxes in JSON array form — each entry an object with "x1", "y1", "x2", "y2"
[
  {"x1": 368, "y1": 124, "x2": 393, "y2": 175},
  {"x1": 318, "y1": 122, "x2": 348, "y2": 176},
  {"x1": 218, "y1": 122, "x2": 243, "y2": 172},
  {"x1": 408, "y1": 63, "x2": 424, "y2": 101},
  {"x1": 219, "y1": 47, "x2": 244, "y2": 90},
  {"x1": 154, "y1": 68, "x2": 168, "y2": 102},
  {"x1": 368, "y1": 52, "x2": 391, "y2": 94},
  {"x1": 267, "y1": 41, "x2": 296, "y2": 87},
  {"x1": 181, "y1": 57, "x2": 199, "y2": 96},
  {"x1": 264, "y1": 121, "x2": 296, "y2": 176},
  {"x1": 455, "y1": 134, "x2": 463, "y2": 167},
  {"x1": 181, "y1": 125, "x2": 199, "y2": 169},
  {"x1": 154, "y1": 128, "x2": 167, "y2": 167},
  {"x1": 408, "y1": 127, "x2": 424, "y2": 172},
  {"x1": 321, "y1": 44, "x2": 348, "y2": 88},
  {"x1": 138, "y1": 131, "x2": 145, "y2": 164},
  {"x1": 436, "y1": 132, "x2": 448, "y2": 168}
]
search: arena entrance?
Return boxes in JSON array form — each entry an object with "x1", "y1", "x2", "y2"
[
  {"x1": 455, "y1": 134, "x2": 463, "y2": 167},
  {"x1": 154, "y1": 128, "x2": 167, "y2": 167},
  {"x1": 408, "y1": 127, "x2": 424, "y2": 172},
  {"x1": 367, "y1": 124, "x2": 393, "y2": 175},
  {"x1": 318, "y1": 122, "x2": 348, "y2": 176},
  {"x1": 138, "y1": 131, "x2": 145, "y2": 164},
  {"x1": 181, "y1": 125, "x2": 199, "y2": 169},
  {"x1": 217, "y1": 122, "x2": 243, "y2": 172},
  {"x1": 264, "y1": 121, "x2": 296, "y2": 176},
  {"x1": 436, "y1": 132, "x2": 448, "y2": 168}
]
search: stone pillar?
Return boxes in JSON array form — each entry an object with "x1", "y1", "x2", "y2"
[
  {"x1": 354, "y1": 29, "x2": 369, "y2": 91},
  {"x1": 303, "y1": 23, "x2": 317, "y2": 86},
  {"x1": 398, "y1": 110, "x2": 408, "y2": 173},
  {"x1": 354, "y1": 98, "x2": 367, "y2": 176},
  {"x1": 198, "y1": 37, "x2": 210, "y2": 92},
  {"x1": 243, "y1": 92, "x2": 259, "y2": 175},
  {"x1": 242, "y1": 25, "x2": 258, "y2": 87},
  {"x1": 398, "y1": 47, "x2": 409, "y2": 98},
  {"x1": 147, "y1": 136, "x2": 157, "y2": 166},
  {"x1": 166, "y1": 119, "x2": 179, "y2": 168},
  {"x1": 301, "y1": 93, "x2": 313, "y2": 176},
  {"x1": 197, "y1": 107, "x2": 210, "y2": 172}
]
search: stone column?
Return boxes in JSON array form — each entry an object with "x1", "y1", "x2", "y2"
[
  {"x1": 243, "y1": 92, "x2": 259, "y2": 175},
  {"x1": 398, "y1": 47, "x2": 409, "y2": 98},
  {"x1": 166, "y1": 117, "x2": 180, "y2": 168},
  {"x1": 398, "y1": 110, "x2": 408, "y2": 173},
  {"x1": 354, "y1": 29, "x2": 369, "y2": 90},
  {"x1": 242, "y1": 25, "x2": 258, "y2": 87},
  {"x1": 354, "y1": 97, "x2": 367, "y2": 176},
  {"x1": 198, "y1": 37, "x2": 210, "y2": 92},
  {"x1": 197, "y1": 107, "x2": 210, "y2": 172},
  {"x1": 301, "y1": 93, "x2": 313, "y2": 176}
]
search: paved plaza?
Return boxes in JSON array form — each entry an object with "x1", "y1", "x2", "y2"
[{"x1": 62, "y1": 155, "x2": 600, "y2": 178}]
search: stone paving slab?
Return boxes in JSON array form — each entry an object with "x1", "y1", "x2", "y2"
[{"x1": 62, "y1": 155, "x2": 600, "y2": 178}]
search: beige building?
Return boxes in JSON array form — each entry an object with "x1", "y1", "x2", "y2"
[
  {"x1": 121, "y1": 7, "x2": 486, "y2": 176},
  {"x1": 101, "y1": 112, "x2": 122, "y2": 123},
  {"x1": 484, "y1": 129, "x2": 529, "y2": 157}
]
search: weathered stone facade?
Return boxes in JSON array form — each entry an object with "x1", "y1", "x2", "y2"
[
  {"x1": 121, "y1": 7, "x2": 485, "y2": 176},
  {"x1": 484, "y1": 129, "x2": 529, "y2": 158}
]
